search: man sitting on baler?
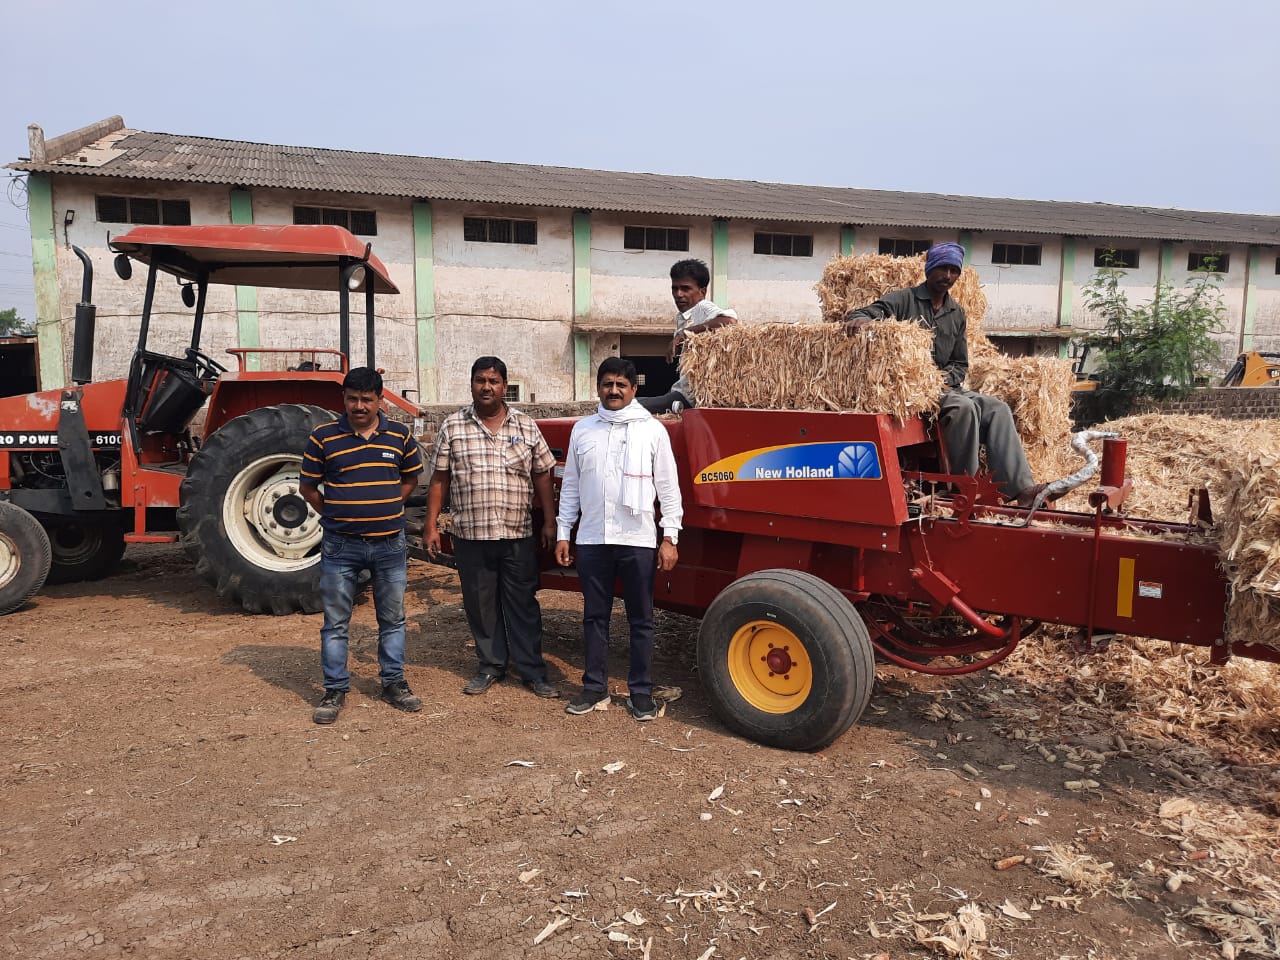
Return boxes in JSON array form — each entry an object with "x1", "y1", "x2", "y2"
[{"x1": 843, "y1": 242, "x2": 1047, "y2": 508}]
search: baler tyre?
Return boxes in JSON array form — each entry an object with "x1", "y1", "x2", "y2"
[
  {"x1": 697, "y1": 569, "x2": 875, "y2": 751},
  {"x1": 0, "y1": 501, "x2": 52, "y2": 616},
  {"x1": 45, "y1": 517, "x2": 127, "y2": 584},
  {"x1": 178, "y1": 403, "x2": 334, "y2": 615}
]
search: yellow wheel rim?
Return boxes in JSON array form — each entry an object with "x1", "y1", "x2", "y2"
[{"x1": 727, "y1": 619, "x2": 813, "y2": 714}]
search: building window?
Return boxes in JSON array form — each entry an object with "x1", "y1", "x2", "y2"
[
  {"x1": 96, "y1": 195, "x2": 191, "y2": 226},
  {"x1": 624, "y1": 226, "x2": 689, "y2": 252},
  {"x1": 294, "y1": 206, "x2": 378, "y2": 236},
  {"x1": 879, "y1": 238, "x2": 932, "y2": 258},
  {"x1": 754, "y1": 232, "x2": 813, "y2": 257},
  {"x1": 1275, "y1": 257, "x2": 1280, "y2": 275},
  {"x1": 1188, "y1": 251, "x2": 1229, "y2": 273},
  {"x1": 503, "y1": 382, "x2": 522, "y2": 402},
  {"x1": 463, "y1": 216, "x2": 537, "y2": 245},
  {"x1": 991, "y1": 242, "x2": 1042, "y2": 266},
  {"x1": 1094, "y1": 248, "x2": 1139, "y2": 268}
]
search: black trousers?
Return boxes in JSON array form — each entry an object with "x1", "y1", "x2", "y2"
[
  {"x1": 452, "y1": 536, "x2": 548, "y2": 683},
  {"x1": 576, "y1": 544, "x2": 656, "y2": 698}
]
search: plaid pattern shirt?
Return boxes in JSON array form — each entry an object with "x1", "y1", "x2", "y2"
[{"x1": 431, "y1": 405, "x2": 556, "y2": 540}]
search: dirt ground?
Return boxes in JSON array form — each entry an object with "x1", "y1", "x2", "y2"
[{"x1": 4, "y1": 544, "x2": 1279, "y2": 960}]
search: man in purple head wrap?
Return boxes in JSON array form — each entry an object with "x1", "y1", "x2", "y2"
[{"x1": 844, "y1": 242, "x2": 1045, "y2": 507}]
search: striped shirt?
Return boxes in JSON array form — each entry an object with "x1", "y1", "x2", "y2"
[
  {"x1": 300, "y1": 412, "x2": 424, "y2": 537},
  {"x1": 431, "y1": 405, "x2": 556, "y2": 540}
]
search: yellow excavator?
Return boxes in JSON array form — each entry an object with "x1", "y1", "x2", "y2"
[{"x1": 1220, "y1": 352, "x2": 1280, "y2": 387}]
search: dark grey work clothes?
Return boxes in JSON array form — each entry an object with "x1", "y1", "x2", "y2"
[
  {"x1": 451, "y1": 535, "x2": 549, "y2": 684},
  {"x1": 848, "y1": 282, "x2": 1033, "y2": 498}
]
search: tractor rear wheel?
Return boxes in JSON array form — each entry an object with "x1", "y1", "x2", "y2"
[
  {"x1": 0, "y1": 501, "x2": 52, "y2": 615},
  {"x1": 178, "y1": 404, "x2": 333, "y2": 615},
  {"x1": 45, "y1": 517, "x2": 127, "y2": 584},
  {"x1": 697, "y1": 569, "x2": 875, "y2": 751}
]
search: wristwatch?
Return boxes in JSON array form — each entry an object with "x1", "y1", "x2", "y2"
[{"x1": 663, "y1": 534, "x2": 678, "y2": 546}]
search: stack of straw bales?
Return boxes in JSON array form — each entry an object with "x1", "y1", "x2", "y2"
[
  {"x1": 1084, "y1": 414, "x2": 1280, "y2": 653},
  {"x1": 683, "y1": 252, "x2": 1076, "y2": 478}
]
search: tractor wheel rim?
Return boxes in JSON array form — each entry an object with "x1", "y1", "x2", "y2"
[
  {"x1": 727, "y1": 619, "x2": 813, "y2": 714},
  {"x1": 222, "y1": 455, "x2": 322, "y2": 571},
  {"x1": 0, "y1": 531, "x2": 18, "y2": 588}
]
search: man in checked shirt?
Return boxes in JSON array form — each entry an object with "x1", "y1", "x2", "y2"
[{"x1": 426, "y1": 357, "x2": 560, "y2": 698}]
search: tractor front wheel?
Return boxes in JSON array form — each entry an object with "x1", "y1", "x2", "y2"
[
  {"x1": 178, "y1": 404, "x2": 333, "y2": 615},
  {"x1": 45, "y1": 517, "x2": 127, "y2": 584},
  {"x1": 697, "y1": 569, "x2": 875, "y2": 751},
  {"x1": 0, "y1": 501, "x2": 52, "y2": 615}
]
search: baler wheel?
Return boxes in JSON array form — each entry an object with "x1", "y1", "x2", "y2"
[
  {"x1": 698, "y1": 569, "x2": 874, "y2": 751},
  {"x1": 45, "y1": 518, "x2": 127, "y2": 583},
  {"x1": 178, "y1": 404, "x2": 333, "y2": 615},
  {"x1": 0, "y1": 501, "x2": 52, "y2": 616}
]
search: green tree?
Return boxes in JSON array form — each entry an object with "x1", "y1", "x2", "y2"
[
  {"x1": 0, "y1": 307, "x2": 32, "y2": 337},
  {"x1": 1078, "y1": 252, "x2": 1226, "y2": 421}
]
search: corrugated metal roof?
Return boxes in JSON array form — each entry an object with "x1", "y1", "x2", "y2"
[{"x1": 10, "y1": 128, "x2": 1280, "y2": 246}]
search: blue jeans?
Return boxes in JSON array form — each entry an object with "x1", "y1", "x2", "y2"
[
  {"x1": 576, "y1": 544, "x2": 656, "y2": 698},
  {"x1": 319, "y1": 530, "x2": 408, "y2": 691}
]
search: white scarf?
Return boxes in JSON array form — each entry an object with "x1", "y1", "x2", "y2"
[{"x1": 596, "y1": 399, "x2": 653, "y2": 516}]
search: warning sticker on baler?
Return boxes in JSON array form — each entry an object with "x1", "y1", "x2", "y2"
[
  {"x1": 695, "y1": 441, "x2": 882, "y2": 484},
  {"x1": 1138, "y1": 581, "x2": 1163, "y2": 599}
]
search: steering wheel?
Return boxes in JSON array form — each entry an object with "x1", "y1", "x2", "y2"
[{"x1": 186, "y1": 348, "x2": 228, "y2": 379}]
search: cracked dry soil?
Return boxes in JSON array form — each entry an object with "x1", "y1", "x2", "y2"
[{"x1": 3, "y1": 543, "x2": 1277, "y2": 960}]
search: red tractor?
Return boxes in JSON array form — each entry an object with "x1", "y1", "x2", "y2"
[
  {"x1": 458, "y1": 409, "x2": 1276, "y2": 752},
  {"x1": 0, "y1": 225, "x2": 418, "y2": 616}
]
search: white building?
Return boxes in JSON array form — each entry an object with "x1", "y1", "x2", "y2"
[{"x1": 12, "y1": 116, "x2": 1280, "y2": 402}]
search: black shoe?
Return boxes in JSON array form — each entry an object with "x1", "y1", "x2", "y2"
[
  {"x1": 463, "y1": 672, "x2": 501, "y2": 696},
  {"x1": 565, "y1": 690, "x2": 610, "y2": 715},
  {"x1": 625, "y1": 694, "x2": 659, "y2": 721},
  {"x1": 523, "y1": 678, "x2": 561, "y2": 699},
  {"x1": 313, "y1": 689, "x2": 347, "y2": 725},
  {"x1": 383, "y1": 680, "x2": 422, "y2": 713}
]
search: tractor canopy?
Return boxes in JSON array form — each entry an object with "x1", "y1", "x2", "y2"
[{"x1": 108, "y1": 225, "x2": 398, "y2": 294}]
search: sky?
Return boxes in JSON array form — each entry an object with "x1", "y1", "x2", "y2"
[{"x1": 2, "y1": 0, "x2": 1276, "y2": 322}]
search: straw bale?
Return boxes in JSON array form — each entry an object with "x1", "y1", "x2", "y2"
[
  {"x1": 967, "y1": 353, "x2": 1076, "y2": 480},
  {"x1": 815, "y1": 252, "x2": 989, "y2": 337},
  {"x1": 1051, "y1": 414, "x2": 1280, "y2": 652},
  {"x1": 680, "y1": 320, "x2": 942, "y2": 418}
]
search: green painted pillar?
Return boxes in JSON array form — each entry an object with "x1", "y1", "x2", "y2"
[
  {"x1": 1241, "y1": 246, "x2": 1260, "y2": 352},
  {"x1": 412, "y1": 202, "x2": 438, "y2": 403},
  {"x1": 711, "y1": 219, "x2": 730, "y2": 306},
  {"x1": 1157, "y1": 241, "x2": 1174, "y2": 304},
  {"x1": 26, "y1": 173, "x2": 64, "y2": 389},
  {"x1": 840, "y1": 225, "x2": 856, "y2": 257},
  {"x1": 958, "y1": 230, "x2": 974, "y2": 264},
  {"x1": 572, "y1": 211, "x2": 592, "y2": 400},
  {"x1": 229, "y1": 189, "x2": 259, "y2": 370},
  {"x1": 1058, "y1": 236, "x2": 1076, "y2": 336}
]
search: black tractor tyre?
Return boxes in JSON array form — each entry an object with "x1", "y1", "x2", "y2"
[
  {"x1": 178, "y1": 404, "x2": 334, "y2": 615},
  {"x1": 45, "y1": 517, "x2": 127, "y2": 584},
  {"x1": 697, "y1": 569, "x2": 875, "y2": 752},
  {"x1": 0, "y1": 501, "x2": 53, "y2": 616}
]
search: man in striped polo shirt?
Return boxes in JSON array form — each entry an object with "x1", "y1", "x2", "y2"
[{"x1": 300, "y1": 367, "x2": 425, "y2": 725}]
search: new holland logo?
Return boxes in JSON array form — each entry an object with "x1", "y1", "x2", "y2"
[{"x1": 695, "y1": 442, "x2": 882, "y2": 484}]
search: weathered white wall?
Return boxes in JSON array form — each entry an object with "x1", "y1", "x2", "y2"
[
  {"x1": 249, "y1": 191, "x2": 418, "y2": 393},
  {"x1": 970, "y1": 235, "x2": 1063, "y2": 331},
  {"x1": 40, "y1": 173, "x2": 1280, "y2": 401},
  {"x1": 1070, "y1": 238, "x2": 1160, "y2": 330},
  {"x1": 1251, "y1": 250, "x2": 1280, "y2": 353},
  {"x1": 589, "y1": 213, "x2": 714, "y2": 326},
  {"x1": 727, "y1": 222, "x2": 838, "y2": 323}
]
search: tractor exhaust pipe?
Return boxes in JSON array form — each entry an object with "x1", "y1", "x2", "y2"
[{"x1": 70, "y1": 245, "x2": 96, "y2": 385}]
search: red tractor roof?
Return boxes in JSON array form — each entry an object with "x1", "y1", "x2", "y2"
[{"x1": 109, "y1": 224, "x2": 399, "y2": 294}]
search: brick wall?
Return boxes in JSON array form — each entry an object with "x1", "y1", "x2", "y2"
[{"x1": 1156, "y1": 387, "x2": 1280, "y2": 420}]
